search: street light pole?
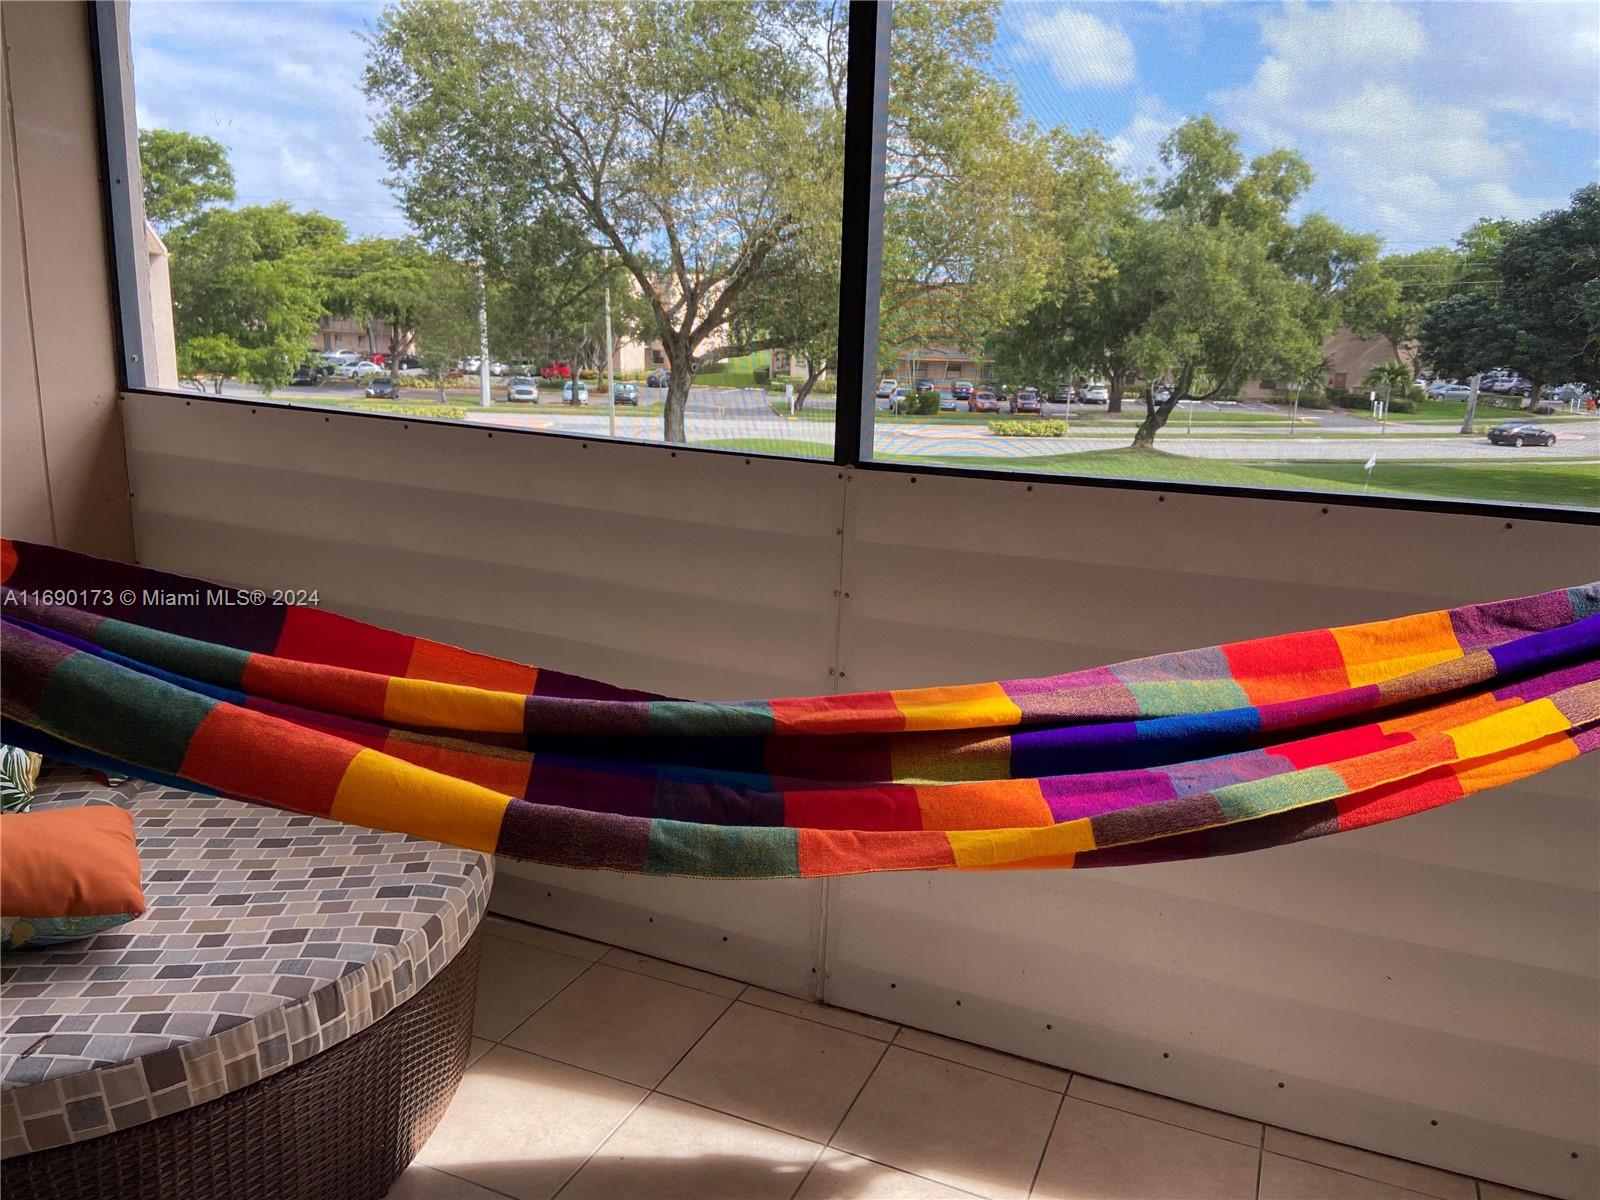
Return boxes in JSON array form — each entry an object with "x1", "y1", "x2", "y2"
[
  {"x1": 604, "y1": 269, "x2": 616, "y2": 439},
  {"x1": 474, "y1": 260, "x2": 491, "y2": 409}
]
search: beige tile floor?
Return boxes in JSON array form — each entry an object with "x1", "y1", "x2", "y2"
[{"x1": 386, "y1": 916, "x2": 1556, "y2": 1200}]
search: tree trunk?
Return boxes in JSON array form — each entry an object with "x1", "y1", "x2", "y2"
[
  {"x1": 389, "y1": 320, "x2": 401, "y2": 387},
  {"x1": 663, "y1": 344, "x2": 692, "y2": 444},
  {"x1": 1131, "y1": 366, "x2": 1192, "y2": 448},
  {"x1": 1107, "y1": 372, "x2": 1124, "y2": 414},
  {"x1": 793, "y1": 364, "x2": 826, "y2": 412}
]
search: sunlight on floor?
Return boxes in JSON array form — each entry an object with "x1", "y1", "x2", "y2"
[{"x1": 386, "y1": 915, "x2": 1551, "y2": 1200}]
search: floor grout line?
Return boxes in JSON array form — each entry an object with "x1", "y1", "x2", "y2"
[
  {"x1": 889, "y1": 1031, "x2": 1069, "y2": 1096},
  {"x1": 1065, "y1": 1088, "x2": 1262, "y2": 1148},
  {"x1": 1024, "y1": 1082, "x2": 1071, "y2": 1199},
  {"x1": 462, "y1": 926, "x2": 1519, "y2": 1200}
]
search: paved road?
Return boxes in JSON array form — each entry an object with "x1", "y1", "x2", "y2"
[
  {"x1": 460, "y1": 406, "x2": 1599, "y2": 464},
  {"x1": 203, "y1": 378, "x2": 1597, "y2": 465}
]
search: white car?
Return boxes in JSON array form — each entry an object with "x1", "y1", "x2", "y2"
[
  {"x1": 336, "y1": 360, "x2": 383, "y2": 379},
  {"x1": 875, "y1": 378, "x2": 898, "y2": 399},
  {"x1": 1082, "y1": 384, "x2": 1109, "y2": 402},
  {"x1": 1430, "y1": 383, "x2": 1473, "y2": 400},
  {"x1": 320, "y1": 349, "x2": 361, "y2": 366},
  {"x1": 562, "y1": 380, "x2": 590, "y2": 403}
]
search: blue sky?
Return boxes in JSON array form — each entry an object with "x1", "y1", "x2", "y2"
[{"x1": 131, "y1": 0, "x2": 1599, "y2": 252}]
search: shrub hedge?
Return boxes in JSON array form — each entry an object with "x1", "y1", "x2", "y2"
[{"x1": 990, "y1": 419, "x2": 1067, "y2": 437}]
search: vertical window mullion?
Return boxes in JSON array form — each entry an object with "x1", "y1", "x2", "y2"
[{"x1": 832, "y1": 1, "x2": 891, "y2": 468}]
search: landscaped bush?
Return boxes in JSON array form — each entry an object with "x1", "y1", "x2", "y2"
[
  {"x1": 1386, "y1": 396, "x2": 1416, "y2": 413},
  {"x1": 905, "y1": 389, "x2": 941, "y2": 415},
  {"x1": 990, "y1": 419, "x2": 1067, "y2": 437},
  {"x1": 357, "y1": 402, "x2": 467, "y2": 420}
]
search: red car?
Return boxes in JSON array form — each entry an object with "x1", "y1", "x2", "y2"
[
  {"x1": 1009, "y1": 388, "x2": 1041, "y2": 414},
  {"x1": 541, "y1": 362, "x2": 572, "y2": 380},
  {"x1": 969, "y1": 390, "x2": 1002, "y2": 413}
]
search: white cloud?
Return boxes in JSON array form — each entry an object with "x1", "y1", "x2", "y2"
[
  {"x1": 1214, "y1": 0, "x2": 1590, "y2": 247},
  {"x1": 1109, "y1": 93, "x2": 1182, "y2": 179},
  {"x1": 129, "y1": 1, "x2": 407, "y2": 237},
  {"x1": 1014, "y1": 6, "x2": 1136, "y2": 90}
]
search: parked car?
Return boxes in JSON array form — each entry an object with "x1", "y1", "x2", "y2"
[
  {"x1": 364, "y1": 378, "x2": 400, "y2": 399},
  {"x1": 1010, "y1": 388, "x2": 1041, "y2": 414},
  {"x1": 562, "y1": 380, "x2": 591, "y2": 403},
  {"x1": 875, "y1": 378, "x2": 899, "y2": 399},
  {"x1": 612, "y1": 382, "x2": 639, "y2": 405},
  {"x1": 320, "y1": 349, "x2": 361, "y2": 366},
  {"x1": 1430, "y1": 383, "x2": 1474, "y2": 400},
  {"x1": 915, "y1": 379, "x2": 935, "y2": 392},
  {"x1": 969, "y1": 390, "x2": 1002, "y2": 413},
  {"x1": 1050, "y1": 384, "x2": 1075, "y2": 404},
  {"x1": 541, "y1": 361, "x2": 572, "y2": 380},
  {"x1": 891, "y1": 386, "x2": 910, "y2": 409},
  {"x1": 938, "y1": 395, "x2": 958, "y2": 411},
  {"x1": 646, "y1": 369, "x2": 671, "y2": 388},
  {"x1": 1486, "y1": 423, "x2": 1557, "y2": 447},
  {"x1": 505, "y1": 376, "x2": 539, "y2": 402},
  {"x1": 950, "y1": 380, "x2": 973, "y2": 401},
  {"x1": 1082, "y1": 384, "x2": 1109, "y2": 403},
  {"x1": 337, "y1": 360, "x2": 383, "y2": 379},
  {"x1": 290, "y1": 363, "x2": 323, "y2": 385}
]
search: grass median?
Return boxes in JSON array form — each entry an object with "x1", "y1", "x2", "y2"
[{"x1": 875, "y1": 448, "x2": 1598, "y2": 507}]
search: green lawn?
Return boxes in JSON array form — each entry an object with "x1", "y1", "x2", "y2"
[
  {"x1": 883, "y1": 448, "x2": 1598, "y2": 508},
  {"x1": 696, "y1": 437, "x2": 832, "y2": 458}
]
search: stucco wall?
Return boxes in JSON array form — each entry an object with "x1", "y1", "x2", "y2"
[{"x1": 0, "y1": 1, "x2": 133, "y2": 557}]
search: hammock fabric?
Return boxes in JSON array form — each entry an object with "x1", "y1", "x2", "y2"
[{"x1": 2, "y1": 538, "x2": 1596, "y2": 879}]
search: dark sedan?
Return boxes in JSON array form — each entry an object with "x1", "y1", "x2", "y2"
[
  {"x1": 1486, "y1": 423, "x2": 1557, "y2": 447},
  {"x1": 1009, "y1": 388, "x2": 1041, "y2": 414},
  {"x1": 612, "y1": 382, "x2": 640, "y2": 405},
  {"x1": 363, "y1": 379, "x2": 400, "y2": 399}
]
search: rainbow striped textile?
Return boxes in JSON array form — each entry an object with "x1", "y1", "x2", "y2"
[{"x1": 2, "y1": 539, "x2": 1596, "y2": 879}]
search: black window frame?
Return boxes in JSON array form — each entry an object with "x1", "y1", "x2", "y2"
[{"x1": 90, "y1": 0, "x2": 1598, "y2": 527}]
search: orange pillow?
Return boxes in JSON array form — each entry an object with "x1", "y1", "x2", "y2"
[{"x1": 1, "y1": 806, "x2": 146, "y2": 918}]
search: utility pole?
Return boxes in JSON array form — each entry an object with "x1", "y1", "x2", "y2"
[
  {"x1": 1460, "y1": 373, "x2": 1481, "y2": 435},
  {"x1": 604, "y1": 267, "x2": 616, "y2": 439},
  {"x1": 474, "y1": 261, "x2": 491, "y2": 409}
]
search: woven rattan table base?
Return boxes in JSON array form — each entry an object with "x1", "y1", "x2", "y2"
[{"x1": 4, "y1": 929, "x2": 482, "y2": 1200}]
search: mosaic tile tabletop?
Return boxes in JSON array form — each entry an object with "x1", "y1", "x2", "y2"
[{"x1": 0, "y1": 769, "x2": 492, "y2": 1157}]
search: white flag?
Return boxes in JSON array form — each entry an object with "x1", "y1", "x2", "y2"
[{"x1": 1364, "y1": 452, "x2": 1378, "y2": 472}]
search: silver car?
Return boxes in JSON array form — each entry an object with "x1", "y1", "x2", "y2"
[{"x1": 506, "y1": 376, "x2": 539, "y2": 402}]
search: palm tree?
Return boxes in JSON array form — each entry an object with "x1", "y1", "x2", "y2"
[{"x1": 1363, "y1": 360, "x2": 1414, "y2": 410}]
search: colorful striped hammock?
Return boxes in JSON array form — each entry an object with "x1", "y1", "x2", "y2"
[{"x1": 2, "y1": 539, "x2": 1596, "y2": 879}]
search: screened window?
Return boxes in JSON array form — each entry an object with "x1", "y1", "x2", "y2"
[
  {"x1": 865, "y1": 0, "x2": 1599, "y2": 511},
  {"x1": 110, "y1": 1, "x2": 1598, "y2": 512},
  {"x1": 123, "y1": 0, "x2": 845, "y2": 460}
]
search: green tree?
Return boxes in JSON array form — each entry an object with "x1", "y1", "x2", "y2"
[
  {"x1": 319, "y1": 237, "x2": 437, "y2": 384},
  {"x1": 168, "y1": 203, "x2": 343, "y2": 393},
  {"x1": 1126, "y1": 218, "x2": 1323, "y2": 447},
  {"x1": 369, "y1": 0, "x2": 828, "y2": 442},
  {"x1": 987, "y1": 135, "x2": 1140, "y2": 411},
  {"x1": 409, "y1": 259, "x2": 480, "y2": 397},
  {"x1": 1419, "y1": 186, "x2": 1600, "y2": 403},
  {"x1": 1123, "y1": 118, "x2": 1368, "y2": 446},
  {"x1": 880, "y1": 1, "x2": 1058, "y2": 372},
  {"x1": 139, "y1": 129, "x2": 235, "y2": 233}
]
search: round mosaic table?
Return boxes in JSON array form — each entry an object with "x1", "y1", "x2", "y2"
[{"x1": 1, "y1": 769, "x2": 492, "y2": 1200}]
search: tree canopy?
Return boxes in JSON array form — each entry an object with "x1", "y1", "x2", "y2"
[
  {"x1": 139, "y1": 129, "x2": 235, "y2": 233},
  {"x1": 1420, "y1": 185, "x2": 1600, "y2": 396}
]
